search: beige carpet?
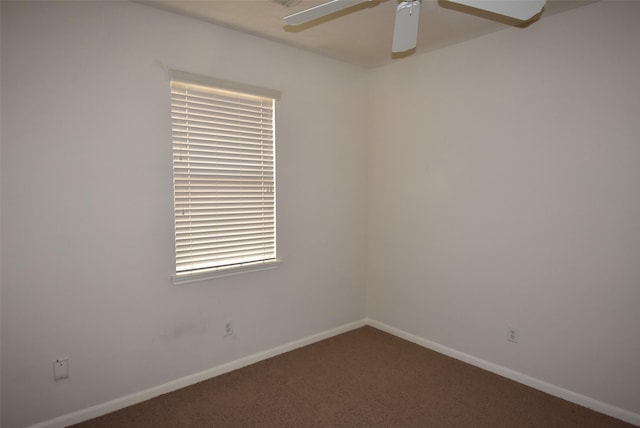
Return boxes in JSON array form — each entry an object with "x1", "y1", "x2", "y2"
[{"x1": 72, "y1": 326, "x2": 635, "y2": 427}]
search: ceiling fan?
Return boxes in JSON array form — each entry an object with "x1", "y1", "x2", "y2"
[{"x1": 283, "y1": 0, "x2": 547, "y2": 54}]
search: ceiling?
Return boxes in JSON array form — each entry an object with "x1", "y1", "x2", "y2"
[{"x1": 139, "y1": 0, "x2": 594, "y2": 68}]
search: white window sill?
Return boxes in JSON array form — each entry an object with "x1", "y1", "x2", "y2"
[{"x1": 171, "y1": 258, "x2": 282, "y2": 286}]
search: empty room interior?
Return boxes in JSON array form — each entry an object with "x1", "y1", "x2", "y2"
[{"x1": 1, "y1": 0, "x2": 639, "y2": 426}]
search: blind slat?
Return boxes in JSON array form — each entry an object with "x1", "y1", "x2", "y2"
[{"x1": 171, "y1": 75, "x2": 277, "y2": 276}]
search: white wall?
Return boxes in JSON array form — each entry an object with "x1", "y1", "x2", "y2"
[
  {"x1": 0, "y1": 1, "x2": 367, "y2": 426},
  {"x1": 0, "y1": 1, "x2": 3, "y2": 421},
  {"x1": 368, "y1": 0, "x2": 640, "y2": 418}
]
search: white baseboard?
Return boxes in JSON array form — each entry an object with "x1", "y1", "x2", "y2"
[
  {"x1": 28, "y1": 319, "x2": 367, "y2": 428},
  {"x1": 366, "y1": 318, "x2": 640, "y2": 427},
  {"x1": 29, "y1": 317, "x2": 639, "y2": 428}
]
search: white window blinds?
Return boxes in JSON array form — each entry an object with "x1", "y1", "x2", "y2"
[{"x1": 170, "y1": 71, "x2": 280, "y2": 283}]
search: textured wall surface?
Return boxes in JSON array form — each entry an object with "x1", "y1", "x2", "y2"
[
  {"x1": 368, "y1": 0, "x2": 640, "y2": 417},
  {"x1": 0, "y1": 2, "x2": 367, "y2": 426}
]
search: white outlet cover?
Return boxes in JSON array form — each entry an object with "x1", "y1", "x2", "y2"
[
  {"x1": 224, "y1": 321, "x2": 234, "y2": 336},
  {"x1": 54, "y1": 358, "x2": 69, "y2": 380}
]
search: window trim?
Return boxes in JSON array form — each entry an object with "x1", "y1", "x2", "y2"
[
  {"x1": 169, "y1": 70, "x2": 281, "y2": 285},
  {"x1": 171, "y1": 258, "x2": 283, "y2": 286}
]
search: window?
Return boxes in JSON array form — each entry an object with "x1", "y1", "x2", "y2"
[{"x1": 170, "y1": 71, "x2": 281, "y2": 285}]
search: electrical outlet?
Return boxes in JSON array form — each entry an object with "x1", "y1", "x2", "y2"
[
  {"x1": 507, "y1": 326, "x2": 519, "y2": 343},
  {"x1": 224, "y1": 320, "x2": 234, "y2": 337},
  {"x1": 54, "y1": 358, "x2": 69, "y2": 380}
]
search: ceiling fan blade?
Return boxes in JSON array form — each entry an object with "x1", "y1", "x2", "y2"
[
  {"x1": 392, "y1": 0, "x2": 421, "y2": 53},
  {"x1": 446, "y1": 0, "x2": 546, "y2": 21},
  {"x1": 284, "y1": 0, "x2": 371, "y2": 26}
]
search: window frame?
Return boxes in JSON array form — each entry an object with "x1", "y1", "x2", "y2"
[{"x1": 169, "y1": 70, "x2": 281, "y2": 285}]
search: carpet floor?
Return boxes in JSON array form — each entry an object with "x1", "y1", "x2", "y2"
[{"x1": 72, "y1": 326, "x2": 635, "y2": 427}]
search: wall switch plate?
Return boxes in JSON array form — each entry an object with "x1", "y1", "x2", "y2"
[
  {"x1": 507, "y1": 326, "x2": 519, "y2": 343},
  {"x1": 54, "y1": 358, "x2": 69, "y2": 380}
]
